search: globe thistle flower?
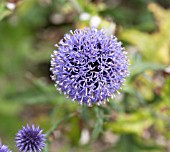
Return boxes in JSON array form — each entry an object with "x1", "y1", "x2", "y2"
[
  {"x1": 15, "y1": 124, "x2": 46, "y2": 152},
  {"x1": 0, "y1": 143, "x2": 11, "y2": 152},
  {"x1": 50, "y1": 27, "x2": 129, "y2": 106}
]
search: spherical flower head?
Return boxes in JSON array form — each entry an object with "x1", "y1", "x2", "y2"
[
  {"x1": 15, "y1": 124, "x2": 46, "y2": 152},
  {"x1": 50, "y1": 27, "x2": 129, "y2": 106},
  {"x1": 0, "y1": 143, "x2": 11, "y2": 152}
]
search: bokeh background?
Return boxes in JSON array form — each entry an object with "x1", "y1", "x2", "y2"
[{"x1": 0, "y1": 0, "x2": 170, "y2": 151}]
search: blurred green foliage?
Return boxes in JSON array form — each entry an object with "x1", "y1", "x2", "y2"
[
  {"x1": 120, "y1": 3, "x2": 170, "y2": 64},
  {"x1": 0, "y1": 0, "x2": 170, "y2": 152}
]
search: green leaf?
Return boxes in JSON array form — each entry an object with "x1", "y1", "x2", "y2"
[
  {"x1": 130, "y1": 62, "x2": 166, "y2": 78},
  {"x1": 106, "y1": 110, "x2": 153, "y2": 135},
  {"x1": 0, "y1": 0, "x2": 11, "y2": 20},
  {"x1": 91, "y1": 107, "x2": 104, "y2": 141}
]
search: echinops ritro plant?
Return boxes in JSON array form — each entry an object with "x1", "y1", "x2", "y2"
[
  {"x1": 50, "y1": 27, "x2": 129, "y2": 106},
  {"x1": 15, "y1": 124, "x2": 46, "y2": 152},
  {"x1": 0, "y1": 143, "x2": 11, "y2": 152}
]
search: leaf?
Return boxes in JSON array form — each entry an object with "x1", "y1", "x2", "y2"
[
  {"x1": 0, "y1": 0, "x2": 11, "y2": 20},
  {"x1": 91, "y1": 107, "x2": 104, "y2": 141},
  {"x1": 129, "y1": 62, "x2": 166, "y2": 78},
  {"x1": 5, "y1": 78, "x2": 68, "y2": 104},
  {"x1": 106, "y1": 110, "x2": 153, "y2": 135}
]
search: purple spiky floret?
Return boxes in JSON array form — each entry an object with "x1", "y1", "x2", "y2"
[
  {"x1": 15, "y1": 124, "x2": 46, "y2": 152},
  {"x1": 50, "y1": 27, "x2": 129, "y2": 106},
  {"x1": 0, "y1": 143, "x2": 11, "y2": 152}
]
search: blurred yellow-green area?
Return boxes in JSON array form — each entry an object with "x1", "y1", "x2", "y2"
[{"x1": 0, "y1": 0, "x2": 170, "y2": 152}]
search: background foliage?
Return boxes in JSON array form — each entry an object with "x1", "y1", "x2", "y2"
[{"x1": 0, "y1": 0, "x2": 170, "y2": 152}]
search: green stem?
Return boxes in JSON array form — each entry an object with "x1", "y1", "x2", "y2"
[
  {"x1": 44, "y1": 112, "x2": 76, "y2": 151},
  {"x1": 46, "y1": 112, "x2": 76, "y2": 137},
  {"x1": 69, "y1": 0, "x2": 83, "y2": 14}
]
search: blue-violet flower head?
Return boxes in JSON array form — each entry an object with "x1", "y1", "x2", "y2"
[
  {"x1": 15, "y1": 124, "x2": 46, "y2": 152},
  {"x1": 0, "y1": 143, "x2": 11, "y2": 152},
  {"x1": 50, "y1": 27, "x2": 129, "y2": 106}
]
